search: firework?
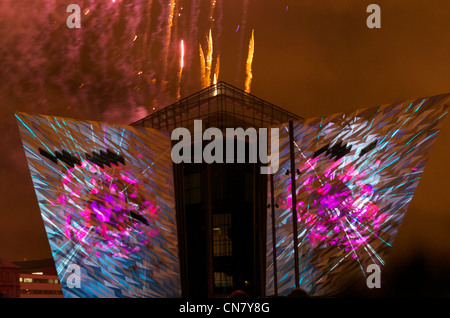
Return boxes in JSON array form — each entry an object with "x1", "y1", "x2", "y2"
[
  {"x1": 244, "y1": 29, "x2": 255, "y2": 93},
  {"x1": 205, "y1": 29, "x2": 213, "y2": 87},
  {"x1": 214, "y1": 55, "x2": 220, "y2": 84},
  {"x1": 199, "y1": 44, "x2": 206, "y2": 88},
  {"x1": 177, "y1": 39, "x2": 185, "y2": 100},
  {"x1": 199, "y1": 29, "x2": 214, "y2": 89}
]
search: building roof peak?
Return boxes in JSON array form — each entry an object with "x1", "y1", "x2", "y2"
[{"x1": 132, "y1": 81, "x2": 302, "y2": 131}]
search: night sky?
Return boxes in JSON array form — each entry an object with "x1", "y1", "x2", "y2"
[{"x1": 1, "y1": 0, "x2": 449, "y2": 294}]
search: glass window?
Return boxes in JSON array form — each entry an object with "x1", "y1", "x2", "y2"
[
  {"x1": 214, "y1": 272, "x2": 233, "y2": 289},
  {"x1": 184, "y1": 173, "x2": 202, "y2": 205}
]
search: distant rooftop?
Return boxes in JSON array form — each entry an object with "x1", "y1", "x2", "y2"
[
  {"x1": 0, "y1": 257, "x2": 19, "y2": 270},
  {"x1": 13, "y1": 258, "x2": 57, "y2": 275},
  {"x1": 131, "y1": 81, "x2": 302, "y2": 132}
]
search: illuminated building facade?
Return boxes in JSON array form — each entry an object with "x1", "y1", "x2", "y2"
[
  {"x1": 265, "y1": 93, "x2": 449, "y2": 296},
  {"x1": 16, "y1": 111, "x2": 181, "y2": 298},
  {"x1": 19, "y1": 273, "x2": 63, "y2": 298},
  {"x1": 17, "y1": 82, "x2": 448, "y2": 297}
]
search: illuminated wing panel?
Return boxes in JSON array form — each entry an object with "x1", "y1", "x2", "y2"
[
  {"x1": 16, "y1": 113, "x2": 180, "y2": 298},
  {"x1": 266, "y1": 94, "x2": 449, "y2": 296}
]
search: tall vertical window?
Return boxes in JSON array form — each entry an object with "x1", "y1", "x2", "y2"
[{"x1": 184, "y1": 173, "x2": 202, "y2": 205}]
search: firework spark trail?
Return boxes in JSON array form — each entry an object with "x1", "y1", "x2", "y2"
[
  {"x1": 207, "y1": 0, "x2": 217, "y2": 74},
  {"x1": 199, "y1": 44, "x2": 206, "y2": 88},
  {"x1": 205, "y1": 29, "x2": 213, "y2": 87},
  {"x1": 213, "y1": 55, "x2": 220, "y2": 95},
  {"x1": 199, "y1": 29, "x2": 214, "y2": 88},
  {"x1": 244, "y1": 29, "x2": 255, "y2": 93},
  {"x1": 214, "y1": 55, "x2": 220, "y2": 84},
  {"x1": 167, "y1": 0, "x2": 177, "y2": 59},
  {"x1": 177, "y1": 39, "x2": 185, "y2": 100}
]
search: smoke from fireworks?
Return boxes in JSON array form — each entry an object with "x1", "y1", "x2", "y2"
[
  {"x1": 0, "y1": 0, "x2": 253, "y2": 125},
  {"x1": 236, "y1": 0, "x2": 251, "y2": 85},
  {"x1": 209, "y1": 0, "x2": 217, "y2": 27},
  {"x1": 160, "y1": 0, "x2": 177, "y2": 98},
  {"x1": 186, "y1": 0, "x2": 201, "y2": 86}
]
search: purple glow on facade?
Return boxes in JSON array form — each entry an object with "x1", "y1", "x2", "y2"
[
  {"x1": 56, "y1": 159, "x2": 159, "y2": 259},
  {"x1": 294, "y1": 162, "x2": 386, "y2": 251}
]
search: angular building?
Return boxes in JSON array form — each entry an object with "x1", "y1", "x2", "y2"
[
  {"x1": 265, "y1": 93, "x2": 449, "y2": 297},
  {"x1": 16, "y1": 112, "x2": 180, "y2": 298},
  {"x1": 16, "y1": 82, "x2": 449, "y2": 298},
  {"x1": 131, "y1": 82, "x2": 301, "y2": 297}
]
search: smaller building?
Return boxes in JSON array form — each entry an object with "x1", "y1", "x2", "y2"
[
  {"x1": 19, "y1": 273, "x2": 63, "y2": 298},
  {"x1": 13, "y1": 258, "x2": 63, "y2": 298},
  {"x1": 0, "y1": 257, "x2": 20, "y2": 298}
]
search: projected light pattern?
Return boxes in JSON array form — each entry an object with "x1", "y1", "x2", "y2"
[
  {"x1": 294, "y1": 162, "x2": 387, "y2": 253},
  {"x1": 16, "y1": 113, "x2": 180, "y2": 298},
  {"x1": 266, "y1": 94, "x2": 449, "y2": 297}
]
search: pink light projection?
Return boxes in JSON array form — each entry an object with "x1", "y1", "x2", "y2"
[
  {"x1": 297, "y1": 169, "x2": 386, "y2": 255},
  {"x1": 57, "y1": 159, "x2": 159, "y2": 259},
  {"x1": 278, "y1": 159, "x2": 388, "y2": 256}
]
